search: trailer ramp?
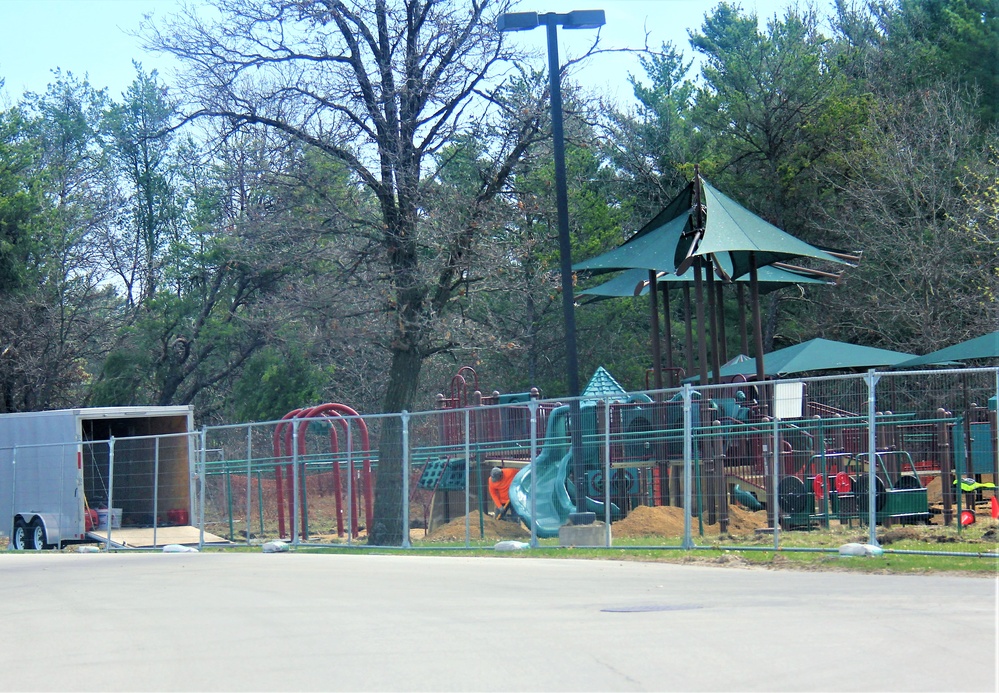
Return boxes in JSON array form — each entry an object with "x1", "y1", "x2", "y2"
[{"x1": 87, "y1": 526, "x2": 231, "y2": 549}]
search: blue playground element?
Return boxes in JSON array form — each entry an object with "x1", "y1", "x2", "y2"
[
  {"x1": 507, "y1": 402, "x2": 603, "y2": 538},
  {"x1": 507, "y1": 384, "x2": 690, "y2": 538}
]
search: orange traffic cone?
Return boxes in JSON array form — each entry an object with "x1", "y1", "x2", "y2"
[
  {"x1": 960, "y1": 510, "x2": 976, "y2": 527},
  {"x1": 991, "y1": 495, "x2": 998, "y2": 520}
]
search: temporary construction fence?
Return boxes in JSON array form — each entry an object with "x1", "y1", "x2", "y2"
[
  {"x1": 3, "y1": 368, "x2": 997, "y2": 555},
  {"x1": 194, "y1": 367, "x2": 998, "y2": 555},
  {"x1": 1, "y1": 431, "x2": 207, "y2": 549}
]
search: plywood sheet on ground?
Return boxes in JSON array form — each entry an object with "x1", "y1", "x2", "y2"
[{"x1": 88, "y1": 526, "x2": 231, "y2": 548}]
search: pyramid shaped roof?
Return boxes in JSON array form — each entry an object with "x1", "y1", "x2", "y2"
[{"x1": 583, "y1": 367, "x2": 627, "y2": 399}]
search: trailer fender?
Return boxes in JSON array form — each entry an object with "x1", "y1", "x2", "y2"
[{"x1": 13, "y1": 512, "x2": 62, "y2": 549}]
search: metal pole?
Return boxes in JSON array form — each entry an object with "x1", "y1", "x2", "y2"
[
  {"x1": 715, "y1": 281, "x2": 728, "y2": 364},
  {"x1": 749, "y1": 254, "x2": 766, "y2": 388},
  {"x1": 694, "y1": 259, "x2": 709, "y2": 386},
  {"x1": 603, "y1": 399, "x2": 612, "y2": 546},
  {"x1": 737, "y1": 284, "x2": 749, "y2": 357},
  {"x1": 225, "y1": 456, "x2": 233, "y2": 541},
  {"x1": 9, "y1": 446, "x2": 16, "y2": 550},
  {"x1": 257, "y1": 470, "x2": 264, "y2": 536},
  {"x1": 107, "y1": 438, "x2": 115, "y2": 549},
  {"x1": 529, "y1": 400, "x2": 539, "y2": 548},
  {"x1": 994, "y1": 369, "x2": 999, "y2": 485},
  {"x1": 662, "y1": 283, "x2": 675, "y2": 375},
  {"x1": 291, "y1": 418, "x2": 299, "y2": 546},
  {"x1": 682, "y1": 384, "x2": 693, "y2": 549},
  {"x1": 153, "y1": 437, "x2": 160, "y2": 548},
  {"x1": 246, "y1": 426, "x2": 253, "y2": 546},
  {"x1": 706, "y1": 266, "x2": 721, "y2": 383},
  {"x1": 346, "y1": 423, "x2": 353, "y2": 545},
  {"x1": 199, "y1": 428, "x2": 207, "y2": 550},
  {"x1": 649, "y1": 270, "x2": 663, "y2": 390},
  {"x1": 683, "y1": 285, "x2": 695, "y2": 376},
  {"x1": 866, "y1": 370, "x2": 880, "y2": 546},
  {"x1": 402, "y1": 411, "x2": 411, "y2": 549},
  {"x1": 464, "y1": 408, "x2": 471, "y2": 548},
  {"x1": 544, "y1": 17, "x2": 585, "y2": 522},
  {"x1": 772, "y1": 417, "x2": 780, "y2": 551}
]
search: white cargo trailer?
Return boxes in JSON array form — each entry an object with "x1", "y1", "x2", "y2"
[{"x1": 0, "y1": 406, "x2": 197, "y2": 549}]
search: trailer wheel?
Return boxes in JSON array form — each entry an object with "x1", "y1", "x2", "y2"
[
  {"x1": 11, "y1": 519, "x2": 28, "y2": 550},
  {"x1": 27, "y1": 519, "x2": 47, "y2": 550}
]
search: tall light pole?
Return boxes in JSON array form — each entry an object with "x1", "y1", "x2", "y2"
[{"x1": 498, "y1": 9, "x2": 605, "y2": 525}]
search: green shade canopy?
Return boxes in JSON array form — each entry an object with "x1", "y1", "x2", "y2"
[
  {"x1": 573, "y1": 214, "x2": 689, "y2": 273},
  {"x1": 577, "y1": 264, "x2": 832, "y2": 302},
  {"x1": 573, "y1": 176, "x2": 854, "y2": 281},
  {"x1": 707, "y1": 338, "x2": 917, "y2": 378},
  {"x1": 895, "y1": 331, "x2": 999, "y2": 367},
  {"x1": 570, "y1": 171, "x2": 858, "y2": 388},
  {"x1": 674, "y1": 181, "x2": 850, "y2": 280}
]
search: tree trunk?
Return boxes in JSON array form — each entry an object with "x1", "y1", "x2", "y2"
[{"x1": 368, "y1": 344, "x2": 423, "y2": 546}]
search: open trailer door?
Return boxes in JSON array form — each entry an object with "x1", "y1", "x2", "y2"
[
  {"x1": 87, "y1": 525, "x2": 231, "y2": 548},
  {"x1": 79, "y1": 407, "x2": 231, "y2": 548}
]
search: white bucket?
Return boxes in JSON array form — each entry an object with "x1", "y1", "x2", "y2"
[{"x1": 96, "y1": 508, "x2": 122, "y2": 530}]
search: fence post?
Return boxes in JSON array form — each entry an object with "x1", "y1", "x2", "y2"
[
  {"x1": 402, "y1": 411, "x2": 411, "y2": 549},
  {"x1": 9, "y1": 446, "x2": 16, "y2": 550},
  {"x1": 153, "y1": 437, "x2": 160, "y2": 548},
  {"x1": 464, "y1": 408, "x2": 471, "y2": 548},
  {"x1": 682, "y1": 384, "x2": 693, "y2": 550},
  {"x1": 937, "y1": 408, "x2": 954, "y2": 526},
  {"x1": 246, "y1": 425, "x2": 253, "y2": 546},
  {"x1": 107, "y1": 437, "x2": 116, "y2": 549},
  {"x1": 529, "y1": 399, "x2": 539, "y2": 549},
  {"x1": 291, "y1": 418, "x2": 299, "y2": 546},
  {"x1": 772, "y1": 416, "x2": 780, "y2": 551},
  {"x1": 992, "y1": 369, "x2": 999, "y2": 491},
  {"x1": 714, "y1": 418, "x2": 728, "y2": 534},
  {"x1": 199, "y1": 427, "x2": 207, "y2": 549},
  {"x1": 865, "y1": 370, "x2": 881, "y2": 547},
  {"x1": 603, "y1": 398, "x2": 612, "y2": 546}
]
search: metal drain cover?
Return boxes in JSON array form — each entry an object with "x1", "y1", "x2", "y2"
[{"x1": 601, "y1": 604, "x2": 703, "y2": 613}]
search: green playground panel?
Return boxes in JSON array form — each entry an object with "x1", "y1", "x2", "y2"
[{"x1": 417, "y1": 457, "x2": 467, "y2": 490}]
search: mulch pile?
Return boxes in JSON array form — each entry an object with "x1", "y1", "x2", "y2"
[
  {"x1": 424, "y1": 504, "x2": 769, "y2": 541},
  {"x1": 612, "y1": 504, "x2": 769, "y2": 538},
  {"x1": 426, "y1": 513, "x2": 531, "y2": 541}
]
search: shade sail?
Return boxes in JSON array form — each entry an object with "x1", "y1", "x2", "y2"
[
  {"x1": 570, "y1": 171, "x2": 858, "y2": 387},
  {"x1": 573, "y1": 214, "x2": 689, "y2": 273},
  {"x1": 708, "y1": 338, "x2": 916, "y2": 378},
  {"x1": 674, "y1": 181, "x2": 849, "y2": 280},
  {"x1": 895, "y1": 331, "x2": 999, "y2": 367},
  {"x1": 574, "y1": 176, "x2": 854, "y2": 281},
  {"x1": 577, "y1": 264, "x2": 832, "y2": 302}
]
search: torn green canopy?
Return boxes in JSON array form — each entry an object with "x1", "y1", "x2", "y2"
[
  {"x1": 572, "y1": 177, "x2": 852, "y2": 280},
  {"x1": 674, "y1": 180, "x2": 849, "y2": 280},
  {"x1": 576, "y1": 263, "x2": 831, "y2": 303},
  {"x1": 573, "y1": 213, "x2": 689, "y2": 274}
]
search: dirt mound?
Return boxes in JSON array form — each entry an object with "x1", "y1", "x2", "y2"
[
  {"x1": 426, "y1": 513, "x2": 530, "y2": 542},
  {"x1": 612, "y1": 504, "x2": 769, "y2": 539},
  {"x1": 925, "y1": 476, "x2": 942, "y2": 504}
]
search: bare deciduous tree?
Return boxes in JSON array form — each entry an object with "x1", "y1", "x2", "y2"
[{"x1": 144, "y1": 0, "x2": 548, "y2": 544}]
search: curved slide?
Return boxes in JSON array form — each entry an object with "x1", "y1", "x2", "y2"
[
  {"x1": 508, "y1": 402, "x2": 620, "y2": 538},
  {"x1": 508, "y1": 405, "x2": 574, "y2": 538}
]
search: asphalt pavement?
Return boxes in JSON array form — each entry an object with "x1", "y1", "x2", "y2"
[{"x1": 0, "y1": 551, "x2": 995, "y2": 692}]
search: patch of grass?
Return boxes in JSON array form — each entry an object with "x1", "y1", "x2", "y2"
[{"x1": 284, "y1": 520, "x2": 999, "y2": 575}]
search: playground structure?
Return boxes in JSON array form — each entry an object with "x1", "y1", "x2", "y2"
[
  {"x1": 271, "y1": 403, "x2": 374, "y2": 539},
  {"x1": 194, "y1": 367, "x2": 997, "y2": 544},
  {"x1": 418, "y1": 366, "x2": 998, "y2": 538}
]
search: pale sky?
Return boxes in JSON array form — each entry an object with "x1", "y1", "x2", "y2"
[{"x1": 0, "y1": 0, "x2": 835, "y2": 104}]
